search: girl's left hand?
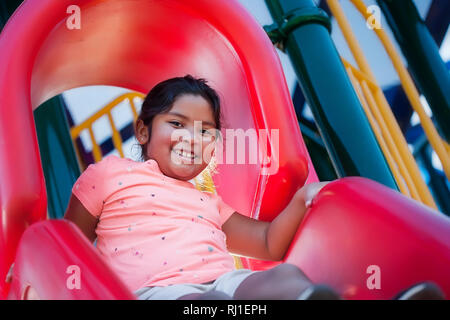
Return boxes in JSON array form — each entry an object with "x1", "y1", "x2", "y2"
[{"x1": 296, "y1": 181, "x2": 331, "y2": 208}]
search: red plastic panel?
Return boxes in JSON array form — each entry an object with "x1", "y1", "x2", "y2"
[
  {"x1": 8, "y1": 220, "x2": 135, "y2": 300},
  {"x1": 285, "y1": 177, "x2": 450, "y2": 300},
  {"x1": 0, "y1": 0, "x2": 311, "y2": 297},
  {"x1": 6, "y1": 0, "x2": 446, "y2": 301},
  {"x1": 29, "y1": 0, "x2": 310, "y2": 218}
]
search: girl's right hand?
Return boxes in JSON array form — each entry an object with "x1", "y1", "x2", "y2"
[{"x1": 296, "y1": 181, "x2": 331, "y2": 208}]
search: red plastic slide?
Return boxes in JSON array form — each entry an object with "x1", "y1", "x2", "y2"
[
  {"x1": 0, "y1": 0, "x2": 449, "y2": 300},
  {"x1": 7, "y1": 220, "x2": 135, "y2": 300}
]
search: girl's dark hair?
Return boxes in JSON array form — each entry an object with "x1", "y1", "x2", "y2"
[{"x1": 135, "y1": 75, "x2": 222, "y2": 161}]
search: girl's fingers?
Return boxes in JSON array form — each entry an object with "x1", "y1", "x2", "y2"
[
  {"x1": 305, "y1": 199, "x2": 313, "y2": 208},
  {"x1": 305, "y1": 181, "x2": 331, "y2": 205}
]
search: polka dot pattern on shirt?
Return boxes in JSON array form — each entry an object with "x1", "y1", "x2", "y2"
[
  {"x1": 106, "y1": 187, "x2": 226, "y2": 275},
  {"x1": 72, "y1": 155, "x2": 237, "y2": 291}
]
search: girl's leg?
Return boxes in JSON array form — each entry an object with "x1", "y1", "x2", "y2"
[
  {"x1": 233, "y1": 263, "x2": 339, "y2": 300},
  {"x1": 178, "y1": 290, "x2": 233, "y2": 300},
  {"x1": 394, "y1": 282, "x2": 445, "y2": 300},
  {"x1": 233, "y1": 263, "x2": 312, "y2": 299}
]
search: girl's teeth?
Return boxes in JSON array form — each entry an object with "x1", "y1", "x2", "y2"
[{"x1": 175, "y1": 150, "x2": 195, "y2": 159}]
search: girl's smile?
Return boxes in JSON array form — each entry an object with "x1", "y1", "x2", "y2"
[{"x1": 137, "y1": 94, "x2": 217, "y2": 181}]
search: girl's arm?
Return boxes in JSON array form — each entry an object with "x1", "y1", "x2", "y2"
[
  {"x1": 222, "y1": 182, "x2": 329, "y2": 261},
  {"x1": 64, "y1": 193, "x2": 99, "y2": 243}
]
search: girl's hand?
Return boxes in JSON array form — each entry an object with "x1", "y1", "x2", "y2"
[
  {"x1": 296, "y1": 181, "x2": 331, "y2": 208},
  {"x1": 5, "y1": 263, "x2": 14, "y2": 283}
]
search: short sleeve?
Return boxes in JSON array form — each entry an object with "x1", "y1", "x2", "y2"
[
  {"x1": 72, "y1": 157, "x2": 111, "y2": 218},
  {"x1": 217, "y1": 195, "x2": 236, "y2": 226}
]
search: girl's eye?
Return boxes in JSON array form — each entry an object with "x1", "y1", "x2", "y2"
[{"x1": 169, "y1": 121, "x2": 182, "y2": 127}]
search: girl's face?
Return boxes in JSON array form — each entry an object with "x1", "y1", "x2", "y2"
[{"x1": 136, "y1": 94, "x2": 218, "y2": 181}]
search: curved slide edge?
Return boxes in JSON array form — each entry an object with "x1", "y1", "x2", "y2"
[
  {"x1": 7, "y1": 178, "x2": 450, "y2": 300},
  {"x1": 285, "y1": 177, "x2": 450, "y2": 300},
  {"x1": 8, "y1": 219, "x2": 135, "y2": 300},
  {"x1": 0, "y1": 0, "x2": 311, "y2": 296}
]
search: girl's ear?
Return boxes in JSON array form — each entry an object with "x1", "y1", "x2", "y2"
[{"x1": 135, "y1": 119, "x2": 149, "y2": 144}]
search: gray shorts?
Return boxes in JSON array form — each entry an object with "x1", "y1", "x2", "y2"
[{"x1": 134, "y1": 269, "x2": 257, "y2": 300}]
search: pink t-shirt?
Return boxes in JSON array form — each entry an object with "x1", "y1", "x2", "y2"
[{"x1": 72, "y1": 155, "x2": 237, "y2": 292}]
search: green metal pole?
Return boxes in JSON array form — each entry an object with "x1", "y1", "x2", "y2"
[
  {"x1": 413, "y1": 138, "x2": 450, "y2": 216},
  {"x1": 34, "y1": 96, "x2": 81, "y2": 219},
  {"x1": 265, "y1": 0, "x2": 398, "y2": 189},
  {"x1": 301, "y1": 123, "x2": 338, "y2": 181},
  {"x1": 377, "y1": 0, "x2": 450, "y2": 143}
]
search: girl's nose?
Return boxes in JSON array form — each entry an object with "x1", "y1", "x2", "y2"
[
  {"x1": 176, "y1": 132, "x2": 201, "y2": 151},
  {"x1": 178, "y1": 128, "x2": 203, "y2": 143}
]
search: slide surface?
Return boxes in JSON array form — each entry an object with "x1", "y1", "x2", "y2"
[
  {"x1": 1, "y1": 0, "x2": 449, "y2": 300},
  {"x1": 0, "y1": 0, "x2": 309, "y2": 298}
]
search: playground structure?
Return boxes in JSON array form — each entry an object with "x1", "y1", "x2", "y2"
[{"x1": 0, "y1": 0, "x2": 449, "y2": 300}]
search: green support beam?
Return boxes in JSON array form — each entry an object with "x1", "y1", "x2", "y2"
[
  {"x1": 265, "y1": 0, "x2": 398, "y2": 190},
  {"x1": 300, "y1": 122, "x2": 338, "y2": 181},
  {"x1": 413, "y1": 137, "x2": 450, "y2": 216},
  {"x1": 377, "y1": 0, "x2": 450, "y2": 143},
  {"x1": 34, "y1": 96, "x2": 81, "y2": 219}
]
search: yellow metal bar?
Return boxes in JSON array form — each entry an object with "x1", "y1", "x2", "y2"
[
  {"x1": 88, "y1": 126, "x2": 102, "y2": 162},
  {"x1": 70, "y1": 92, "x2": 144, "y2": 162},
  {"x1": 129, "y1": 97, "x2": 139, "y2": 122},
  {"x1": 360, "y1": 80, "x2": 423, "y2": 202},
  {"x1": 372, "y1": 90, "x2": 437, "y2": 208},
  {"x1": 349, "y1": 0, "x2": 450, "y2": 181},
  {"x1": 107, "y1": 112, "x2": 124, "y2": 158},
  {"x1": 341, "y1": 59, "x2": 377, "y2": 90},
  {"x1": 202, "y1": 169, "x2": 217, "y2": 193},
  {"x1": 193, "y1": 169, "x2": 216, "y2": 194},
  {"x1": 71, "y1": 93, "x2": 143, "y2": 139},
  {"x1": 327, "y1": 0, "x2": 377, "y2": 83},
  {"x1": 328, "y1": 0, "x2": 439, "y2": 209},
  {"x1": 72, "y1": 139, "x2": 85, "y2": 172},
  {"x1": 233, "y1": 256, "x2": 244, "y2": 269},
  {"x1": 347, "y1": 67, "x2": 411, "y2": 197},
  {"x1": 193, "y1": 177, "x2": 202, "y2": 192}
]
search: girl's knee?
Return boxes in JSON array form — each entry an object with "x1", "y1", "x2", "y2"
[
  {"x1": 178, "y1": 290, "x2": 232, "y2": 300},
  {"x1": 233, "y1": 264, "x2": 312, "y2": 299},
  {"x1": 199, "y1": 290, "x2": 233, "y2": 300},
  {"x1": 268, "y1": 263, "x2": 310, "y2": 282}
]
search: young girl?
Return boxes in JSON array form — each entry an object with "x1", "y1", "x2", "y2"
[{"x1": 64, "y1": 75, "x2": 442, "y2": 300}]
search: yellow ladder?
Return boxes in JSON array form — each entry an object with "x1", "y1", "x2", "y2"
[{"x1": 327, "y1": 0, "x2": 450, "y2": 210}]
